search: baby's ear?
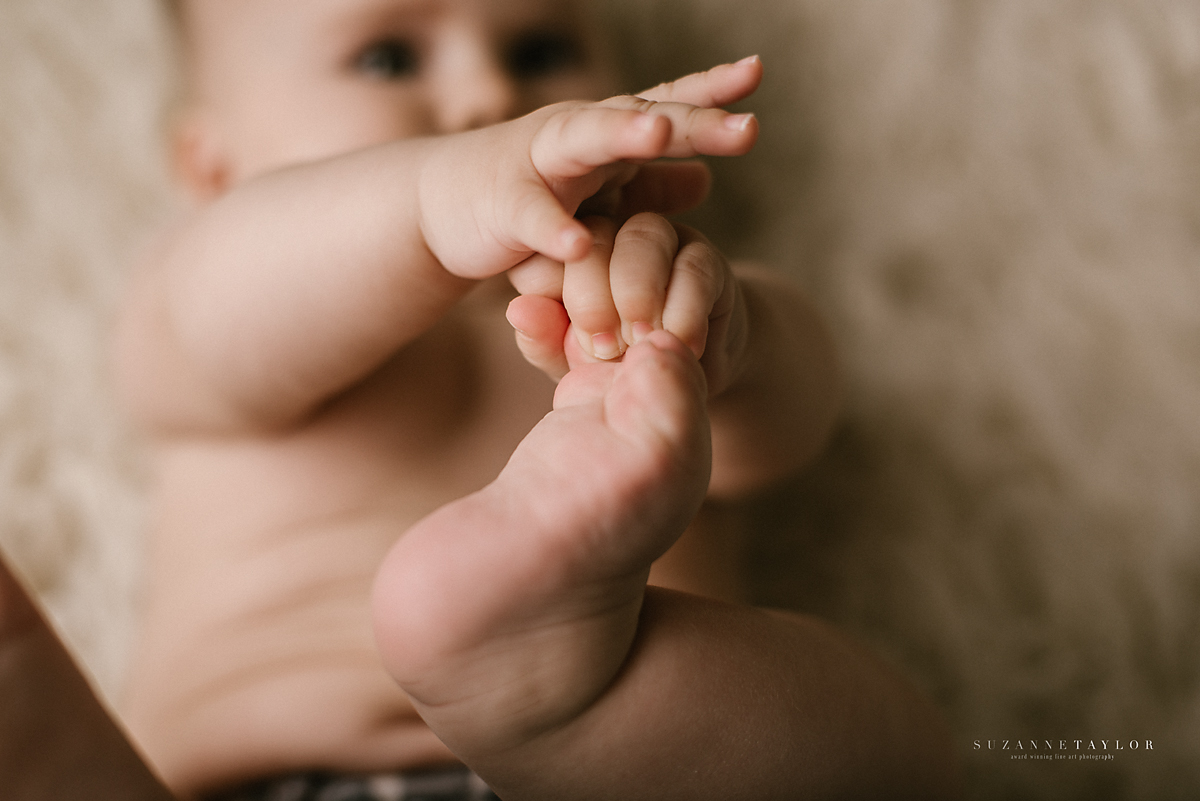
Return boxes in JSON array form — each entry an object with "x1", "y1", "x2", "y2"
[{"x1": 171, "y1": 106, "x2": 232, "y2": 202}]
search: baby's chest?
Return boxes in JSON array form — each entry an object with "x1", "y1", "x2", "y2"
[
  {"x1": 316, "y1": 317, "x2": 557, "y2": 503},
  {"x1": 154, "y1": 324, "x2": 558, "y2": 604}
]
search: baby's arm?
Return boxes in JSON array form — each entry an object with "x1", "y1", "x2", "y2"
[{"x1": 115, "y1": 61, "x2": 762, "y2": 434}]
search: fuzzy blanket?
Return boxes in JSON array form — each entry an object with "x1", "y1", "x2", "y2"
[{"x1": 3, "y1": 1, "x2": 1199, "y2": 798}]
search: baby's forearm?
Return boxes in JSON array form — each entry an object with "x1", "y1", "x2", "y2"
[
  {"x1": 706, "y1": 266, "x2": 842, "y2": 497},
  {"x1": 119, "y1": 138, "x2": 474, "y2": 432},
  {"x1": 463, "y1": 588, "x2": 958, "y2": 801}
]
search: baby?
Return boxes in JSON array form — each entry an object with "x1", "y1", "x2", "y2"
[{"x1": 112, "y1": 0, "x2": 958, "y2": 799}]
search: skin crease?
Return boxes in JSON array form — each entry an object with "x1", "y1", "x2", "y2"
[{"x1": 104, "y1": 0, "x2": 956, "y2": 798}]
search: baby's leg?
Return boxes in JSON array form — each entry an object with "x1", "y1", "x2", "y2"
[
  {"x1": 372, "y1": 330, "x2": 710, "y2": 756},
  {"x1": 0, "y1": 555, "x2": 175, "y2": 800},
  {"x1": 373, "y1": 332, "x2": 961, "y2": 800}
]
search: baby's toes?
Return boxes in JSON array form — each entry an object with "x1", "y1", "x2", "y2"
[{"x1": 604, "y1": 331, "x2": 711, "y2": 478}]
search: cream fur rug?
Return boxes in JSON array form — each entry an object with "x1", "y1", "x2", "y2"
[
  {"x1": 0, "y1": 0, "x2": 175, "y2": 700},
  {"x1": 3, "y1": 1, "x2": 1198, "y2": 798}
]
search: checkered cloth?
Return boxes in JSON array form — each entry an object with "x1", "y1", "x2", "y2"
[{"x1": 205, "y1": 765, "x2": 501, "y2": 801}]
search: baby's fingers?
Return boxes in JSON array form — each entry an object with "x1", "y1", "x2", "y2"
[
  {"x1": 638, "y1": 56, "x2": 763, "y2": 108},
  {"x1": 661, "y1": 226, "x2": 735, "y2": 359},
  {"x1": 563, "y1": 217, "x2": 624, "y2": 360},
  {"x1": 506, "y1": 176, "x2": 593, "y2": 263},
  {"x1": 600, "y1": 96, "x2": 758, "y2": 160},
  {"x1": 531, "y1": 107, "x2": 672, "y2": 180},
  {"x1": 507, "y1": 294, "x2": 570, "y2": 381},
  {"x1": 508, "y1": 253, "x2": 565, "y2": 301},
  {"x1": 609, "y1": 213, "x2": 678, "y2": 348}
]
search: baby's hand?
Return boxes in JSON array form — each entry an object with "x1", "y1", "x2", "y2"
[
  {"x1": 417, "y1": 58, "x2": 761, "y2": 279},
  {"x1": 507, "y1": 213, "x2": 748, "y2": 397}
]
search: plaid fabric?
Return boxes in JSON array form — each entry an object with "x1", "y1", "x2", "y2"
[{"x1": 205, "y1": 765, "x2": 501, "y2": 801}]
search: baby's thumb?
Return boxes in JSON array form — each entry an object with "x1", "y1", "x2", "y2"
[{"x1": 510, "y1": 180, "x2": 593, "y2": 264}]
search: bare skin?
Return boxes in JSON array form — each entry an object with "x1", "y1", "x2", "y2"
[
  {"x1": 375, "y1": 331, "x2": 957, "y2": 800},
  {"x1": 121, "y1": 282, "x2": 555, "y2": 791},
  {"x1": 110, "y1": 1, "x2": 941, "y2": 798},
  {"x1": 118, "y1": 5, "x2": 822, "y2": 790}
]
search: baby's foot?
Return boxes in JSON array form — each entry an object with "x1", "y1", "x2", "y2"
[{"x1": 372, "y1": 330, "x2": 710, "y2": 756}]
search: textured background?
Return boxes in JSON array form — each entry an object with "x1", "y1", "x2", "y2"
[
  {"x1": 0, "y1": 0, "x2": 174, "y2": 702},
  {"x1": 2, "y1": 1, "x2": 1199, "y2": 798}
]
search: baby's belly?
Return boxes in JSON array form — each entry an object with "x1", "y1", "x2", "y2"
[
  {"x1": 121, "y1": 313, "x2": 556, "y2": 795},
  {"x1": 124, "y1": 510, "x2": 466, "y2": 796}
]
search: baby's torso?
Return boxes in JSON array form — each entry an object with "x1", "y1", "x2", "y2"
[{"x1": 122, "y1": 283, "x2": 557, "y2": 795}]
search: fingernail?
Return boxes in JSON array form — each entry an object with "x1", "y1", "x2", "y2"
[
  {"x1": 592, "y1": 332, "x2": 623, "y2": 361},
  {"x1": 725, "y1": 113, "x2": 755, "y2": 132},
  {"x1": 630, "y1": 322, "x2": 655, "y2": 344},
  {"x1": 504, "y1": 306, "x2": 527, "y2": 337},
  {"x1": 561, "y1": 226, "x2": 590, "y2": 257},
  {"x1": 735, "y1": 55, "x2": 760, "y2": 67}
]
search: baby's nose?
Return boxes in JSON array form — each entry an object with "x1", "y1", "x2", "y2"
[{"x1": 435, "y1": 41, "x2": 518, "y2": 132}]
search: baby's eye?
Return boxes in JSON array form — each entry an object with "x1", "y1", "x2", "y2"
[
  {"x1": 506, "y1": 32, "x2": 583, "y2": 80},
  {"x1": 356, "y1": 39, "x2": 420, "y2": 80}
]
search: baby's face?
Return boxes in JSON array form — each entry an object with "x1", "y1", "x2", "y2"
[{"x1": 176, "y1": 0, "x2": 614, "y2": 195}]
